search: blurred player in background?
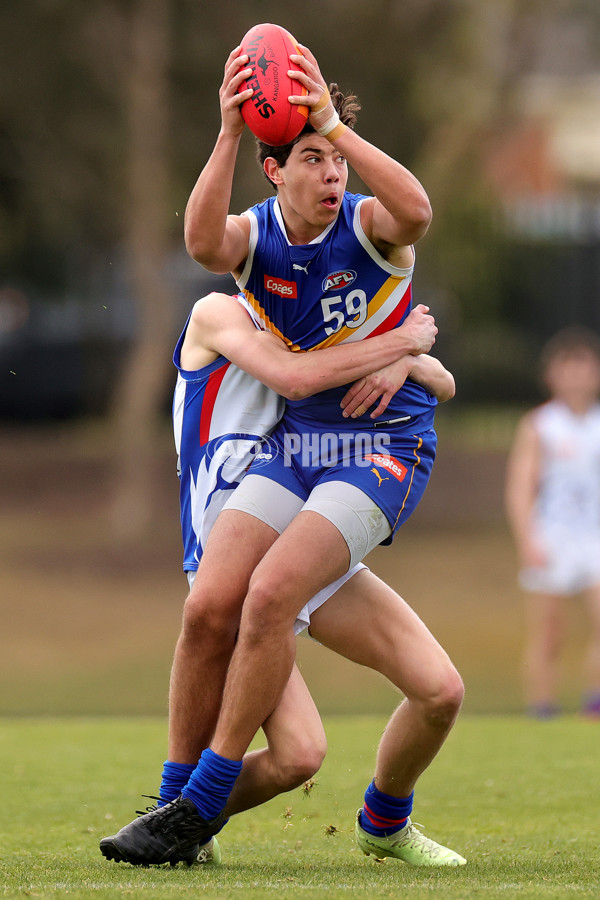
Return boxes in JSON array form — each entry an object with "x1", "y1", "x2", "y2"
[{"x1": 505, "y1": 327, "x2": 600, "y2": 719}]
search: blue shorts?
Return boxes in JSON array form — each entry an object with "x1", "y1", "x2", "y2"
[{"x1": 249, "y1": 422, "x2": 437, "y2": 542}]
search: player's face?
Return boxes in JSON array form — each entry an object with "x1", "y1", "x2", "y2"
[
  {"x1": 276, "y1": 134, "x2": 348, "y2": 234},
  {"x1": 545, "y1": 351, "x2": 600, "y2": 408}
]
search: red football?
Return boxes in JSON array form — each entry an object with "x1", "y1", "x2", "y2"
[{"x1": 238, "y1": 23, "x2": 309, "y2": 146}]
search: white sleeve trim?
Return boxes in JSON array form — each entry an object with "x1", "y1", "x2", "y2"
[
  {"x1": 236, "y1": 209, "x2": 258, "y2": 290},
  {"x1": 353, "y1": 198, "x2": 415, "y2": 276}
]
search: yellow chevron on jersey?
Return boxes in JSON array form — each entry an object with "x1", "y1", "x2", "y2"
[
  {"x1": 308, "y1": 273, "x2": 408, "y2": 351},
  {"x1": 241, "y1": 272, "x2": 408, "y2": 354},
  {"x1": 239, "y1": 291, "x2": 303, "y2": 353}
]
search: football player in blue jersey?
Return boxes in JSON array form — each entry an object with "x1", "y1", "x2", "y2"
[
  {"x1": 101, "y1": 290, "x2": 462, "y2": 869},
  {"x1": 100, "y1": 41, "x2": 466, "y2": 868}
]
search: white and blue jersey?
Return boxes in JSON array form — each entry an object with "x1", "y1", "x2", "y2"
[
  {"x1": 172, "y1": 315, "x2": 283, "y2": 573},
  {"x1": 520, "y1": 399, "x2": 600, "y2": 594},
  {"x1": 235, "y1": 192, "x2": 437, "y2": 539},
  {"x1": 530, "y1": 400, "x2": 600, "y2": 537}
]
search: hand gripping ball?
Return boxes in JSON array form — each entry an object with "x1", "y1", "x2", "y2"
[{"x1": 238, "y1": 23, "x2": 309, "y2": 145}]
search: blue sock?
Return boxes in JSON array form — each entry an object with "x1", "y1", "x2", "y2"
[
  {"x1": 182, "y1": 747, "x2": 242, "y2": 822},
  {"x1": 157, "y1": 760, "x2": 196, "y2": 807},
  {"x1": 359, "y1": 781, "x2": 414, "y2": 837}
]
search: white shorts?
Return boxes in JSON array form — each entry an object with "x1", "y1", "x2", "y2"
[
  {"x1": 222, "y1": 473, "x2": 391, "y2": 570},
  {"x1": 520, "y1": 531, "x2": 600, "y2": 596},
  {"x1": 187, "y1": 560, "x2": 366, "y2": 636}
]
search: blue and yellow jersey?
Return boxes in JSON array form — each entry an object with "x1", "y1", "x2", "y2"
[{"x1": 236, "y1": 191, "x2": 436, "y2": 435}]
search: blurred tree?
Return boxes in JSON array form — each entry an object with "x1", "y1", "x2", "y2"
[
  {"x1": 1, "y1": 0, "x2": 599, "y2": 532},
  {"x1": 107, "y1": 0, "x2": 175, "y2": 538},
  {"x1": 0, "y1": 0, "x2": 177, "y2": 535}
]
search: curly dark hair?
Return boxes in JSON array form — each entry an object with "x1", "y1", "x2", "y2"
[{"x1": 256, "y1": 83, "x2": 360, "y2": 187}]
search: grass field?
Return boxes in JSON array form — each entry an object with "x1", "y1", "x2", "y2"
[
  {"x1": 2, "y1": 715, "x2": 600, "y2": 898},
  {"x1": 3, "y1": 423, "x2": 600, "y2": 896}
]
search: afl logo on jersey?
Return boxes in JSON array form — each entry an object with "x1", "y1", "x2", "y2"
[{"x1": 322, "y1": 270, "x2": 357, "y2": 292}]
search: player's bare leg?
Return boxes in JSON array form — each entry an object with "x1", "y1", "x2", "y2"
[
  {"x1": 309, "y1": 569, "x2": 463, "y2": 795},
  {"x1": 100, "y1": 512, "x2": 331, "y2": 868},
  {"x1": 168, "y1": 510, "x2": 280, "y2": 763},
  {"x1": 188, "y1": 665, "x2": 325, "y2": 865},
  {"x1": 102, "y1": 512, "x2": 349, "y2": 864},
  {"x1": 522, "y1": 591, "x2": 565, "y2": 716},
  {"x1": 309, "y1": 568, "x2": 466, "y2": 866},
  {"x1": 210, "y1": 510, "x2": 350, "y2": 761},
  {"x1": 224, "y1": 663, "x2": 327, "y2": 815},
  {"x1": 581, "y1": 582, "x2": 600, "y2": 716}
]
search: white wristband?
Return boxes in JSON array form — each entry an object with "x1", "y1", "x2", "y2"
[{"x1": 316, "y1": 110, "x2": 340, "y2": 137}]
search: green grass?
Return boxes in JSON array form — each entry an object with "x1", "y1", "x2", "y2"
[{"x1": 1, "y1": 716, "x2": 600, "y2": 898}]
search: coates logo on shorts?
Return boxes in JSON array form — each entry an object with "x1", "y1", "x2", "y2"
[
  {"x1": 264, "y1": 274, "x2": 297, "y2": 298},
  {"x1": 322, "y1": 270, "x2": 357, "y2": 292},
  {"x1": 364, "y1": 453, "x2": 408, "y2": 483}
]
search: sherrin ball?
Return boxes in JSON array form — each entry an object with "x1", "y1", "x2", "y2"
[{"x1": 238, "y1": 23, "x2": 309, "y2": 146}]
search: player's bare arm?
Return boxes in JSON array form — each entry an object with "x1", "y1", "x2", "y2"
[
  {"x1": 505, "y1": 415, "x2": 546, "y2": 567},
  {"x1": 409, "y1": 355, "x2": 455, "y2": 402},
  {"x1": 181, "y1": 294, "x2": 437, "y2": 401},
  {"x1": 341, "y1": 354, "x2": 455, "y2": 420},
  {"x1": 289, "y1": 46, "x2": 432, "y2": 264},
  {"x1": 184, "y1": 47, "x2": 253, "y2": 273}
]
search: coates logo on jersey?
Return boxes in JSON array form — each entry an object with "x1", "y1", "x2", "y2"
[
  {"x1": 264, "y1": 274, "x2": 298, "y2": 298},
  {"x1": 322, "y1": 270, "x2": 357, "y2": 292},
  {"x1": 364, "y1": 453, "x2": 409, "y2": 483}
]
